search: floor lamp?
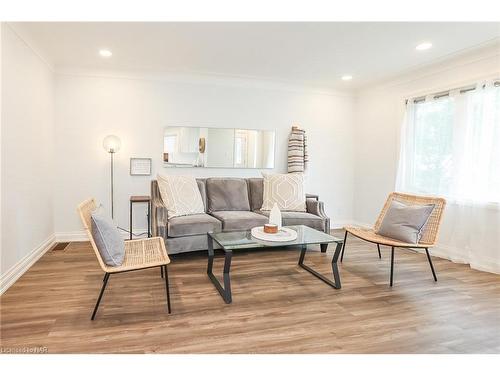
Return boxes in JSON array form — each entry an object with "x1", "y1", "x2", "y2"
[{"x1": 102, "y1": 135, "x2": 121, "y2": 219}]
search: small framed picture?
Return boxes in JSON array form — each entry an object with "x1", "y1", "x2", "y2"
[{"x1": 130, "y1": 158, "x2": 152, "y2": 176}]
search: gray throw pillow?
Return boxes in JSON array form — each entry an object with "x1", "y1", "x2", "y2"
[
  {"x1": 91, "y1": 210, "x2": 125, "y2": 266},
  {"x1": 376, "y1": 200, "x2": 435, "y2": 244}
]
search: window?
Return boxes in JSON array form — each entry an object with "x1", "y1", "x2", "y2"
[
  {"x1": 397, "y1": 81, "x2": 500, "y2": 204},
  {"x1": 164, "y1": 135, "x2": 178, "y2": 153},
  {"x1": 234, "y1": 130, "x2": 248, "y2": 168}
]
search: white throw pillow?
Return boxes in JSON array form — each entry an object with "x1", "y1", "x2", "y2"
[
  {"x1": 261, "y1": 173, "x2": 306, "y2": 212},
  {"x1": 157, "y1": 174, "x2": 205, "y2": 219}
]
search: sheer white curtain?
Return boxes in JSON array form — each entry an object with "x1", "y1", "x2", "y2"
[{"x1": 396, "y1": 80, "x2": 500, "y2": 273}]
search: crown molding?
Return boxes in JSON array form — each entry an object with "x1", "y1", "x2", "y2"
[
  {"x1": 5, "y1": 22, "x2": 55, "y2": 72},
  {"x1": 357, "y1": 38, "x2": 500, "y2": 93},
  {"x1": 54, "y1": 67, "x2": 355, "y2": 98}
]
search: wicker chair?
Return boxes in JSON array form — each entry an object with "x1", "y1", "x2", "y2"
[
  {"x1": 342, "y1": 192, "x2": 446, "y2": 286},
  {"x1": 77, "y1": 198, "x2": 171, "y2": 319}
]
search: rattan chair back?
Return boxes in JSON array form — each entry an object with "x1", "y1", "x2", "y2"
[{"x1": 373, "y1": 192, "x2": 446, "y2": 246}]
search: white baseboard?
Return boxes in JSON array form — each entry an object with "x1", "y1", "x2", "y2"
[
  {"x1": 330, "y1": 220, "x2": 371, "y2": 229},
  {"x1": 54, "y1": 223, "x2": 500, "y2": 276},
  {"x1": 0, "y1": 234, "x2": 56, "y2": 295},
  {"x1": 1, "y1": 227, "x2": 151, "y2": 294},
  {"x1": 55, "y1": 228, "x2": 149, "y2": 242},
  {"x1": 55, "y1": 230, "x2": 88, "y2": 242}
]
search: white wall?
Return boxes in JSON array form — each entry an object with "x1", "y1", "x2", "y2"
[
  {"x1": 54, "y1": 73, "x2": 355, "y2": 239},
  {"x1": 0, "y1": 22, "x2": 3, "y2": 279},
  {"x1": 1, "y1": 24, "x2": 55, "y2": 283},
  {"x1": 354, "y1": 44, "x2": 500, "y2": 273}
]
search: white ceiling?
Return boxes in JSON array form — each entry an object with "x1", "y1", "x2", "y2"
[{"x1": 11, "y1": 22, "x2": 500, "y2": 90}]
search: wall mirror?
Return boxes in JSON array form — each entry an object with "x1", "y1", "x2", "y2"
[{"x1": 163, "y1": 126, "x2": 275, "y2": 168}]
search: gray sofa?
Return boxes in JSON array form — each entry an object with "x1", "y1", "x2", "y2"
[{"x1": 151, "y1": 177, "x2": 330, "y2": 254}]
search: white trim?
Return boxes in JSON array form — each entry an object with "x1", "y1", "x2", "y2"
[
  {"x1": 5, "y1": 23, "x2": 55, "y2": 72},
  {"x1": 56, "y1": 68, "x2": 354, "y2": 98},
  {"x1": 55, "y1": 231, "x2": 88, "y2": 242},
  {"x1": 0, "y1": 234, "x2": 56, "y2": 295},
  {"x1": 3, "y1": 222, "x2": 498, "y2": 297},
  {"x1": 361, "y1": 40, "x2": 500, "y2": 92},
  {"x1": 55, "y1": 228, "x2": 150, "y2": 242},
  {"x1": 344, "y1": 220, "x2": 374, "y2": 228},
  {"x1": 330, "y1": 219, "x2": 372, "y2": 229}
]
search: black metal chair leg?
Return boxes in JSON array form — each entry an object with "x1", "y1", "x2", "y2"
[
  {"x1": 425, "y1": 248, "x2": 438, "y2": 282},
  {"x1": 340, "y1": 231, "x2": 348, "y2": 262},
  {"x1": 390, "y1": 247, "x2": 395, "y2": 286},
  {"x1": 164, "y1": 265, "x2": 171, "y2": 313},
  {"x1": 377, "y1": 244, "x2": 382, "y2": 259},
  {"x1": 92, "y1": 273, "x2": 110, "y2": 320}
]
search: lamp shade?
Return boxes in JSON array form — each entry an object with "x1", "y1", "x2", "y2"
[{"x1": 102, "y1": 135, "x2": 121, "y2": 153}]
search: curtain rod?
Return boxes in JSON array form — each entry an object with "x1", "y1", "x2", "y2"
[{"x1": 405, "y1": 80, "x2": 500, "y2": 105}]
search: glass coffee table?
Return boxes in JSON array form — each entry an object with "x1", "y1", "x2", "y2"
[{"x1": 207, "y1": 225, "x2": 344, "y2": 303}]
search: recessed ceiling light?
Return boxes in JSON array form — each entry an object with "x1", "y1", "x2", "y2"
[
  {"x1": 341, "y1": 75, "x2": 353, "y2": 81},
  {"x1": 99, "y1": 49, "x2": 112, "y2": 58},
  {"x1": 416, "y1": 42, "x2": 432, "y2": 51}
]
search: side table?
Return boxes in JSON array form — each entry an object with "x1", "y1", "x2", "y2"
[{"x1": 129, "y1": 196, "x2": 151, "y2": 240}]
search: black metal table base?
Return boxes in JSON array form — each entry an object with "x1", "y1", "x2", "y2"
[
  {"x1": 207, "y1": 235, "x2": 343, "y2": 303},
  {"x1": 207, "y1": 237, "x2": 232, "y2": 303},
  {"x1": 298, "y1": 242, "x2": 343, "y2": 289}
]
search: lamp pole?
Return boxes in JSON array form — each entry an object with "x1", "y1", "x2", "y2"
[
  {"x1": 102, "y1": 135, "x2": 121, "y2": 219},
  {"x1": 110, "y1": 149, "x2": 115, "y2": 219}
]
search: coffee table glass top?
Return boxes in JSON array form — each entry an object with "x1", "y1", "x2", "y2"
[{"x1": 208, "y1": 225, "x2": 343, "y2": 250}]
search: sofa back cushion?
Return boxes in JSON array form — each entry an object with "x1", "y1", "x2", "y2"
[
  {"x1": 206, "y1": 178, "x2": 251, "y2": 213},
  {"x1": 248, "y1": 178, "x2": 264, "y2": 211},
  {"x1": 196, "y1": 178, "x2": 207, "y2": 211}
]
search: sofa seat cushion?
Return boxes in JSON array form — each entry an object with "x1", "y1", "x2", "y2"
[
  {"x1": 168, "y1": 213, "x2": 222, "y2": 238},
  {"x1": 256, "y1": 210, "x2": 325, "y2": 232},
  {"x1": 211, "y1": 211, "x2": 268, "y2": 231}
]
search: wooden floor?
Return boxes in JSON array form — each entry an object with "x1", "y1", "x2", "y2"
[{"x1": 1, "y1": 231, "x2": 500, "y2": 353}]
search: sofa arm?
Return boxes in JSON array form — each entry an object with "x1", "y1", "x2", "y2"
[
  {"x1": 306, "y1": 193, "x2": 319, "y2": 201},
  {"x1": 306, "y1": 198, "x2": 330, "y2": 233},
  {"x1": 151, "y1": 181, "x2": 168, "y2": 238},
  {"x1": 151, "y1": 197, "x2": 168, "y2": 238}
]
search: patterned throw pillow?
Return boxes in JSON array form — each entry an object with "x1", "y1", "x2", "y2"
[
  {"x1": 157, "y1": 174, "x2": 205, "y2": 219},
  {"x1": 261, "y1": 173, "x2": 306, "y2": 212}
]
